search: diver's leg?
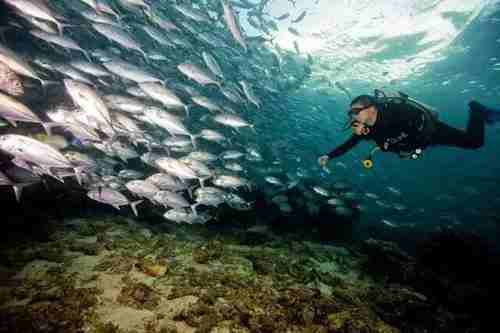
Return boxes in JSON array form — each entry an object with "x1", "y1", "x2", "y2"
[
  {"x1": 470, "y1": 100, "x2": 500, "y2": 124},
  {"x1": 431, "y1": 103, "x2": 485, "y2": 149}
]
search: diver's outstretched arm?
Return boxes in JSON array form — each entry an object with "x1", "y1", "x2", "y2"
[{"x1": 327, "y1": 135, "x2": 362, "y2": 159}]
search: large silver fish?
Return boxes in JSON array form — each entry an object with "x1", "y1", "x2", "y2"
[
  {"x1": 30, "y1": 30, "x2": 91, "y2": 61},
  {"x1": 125, "y1": 180, "x2": 159, "y2": 200},
  {"x1": 0, "y1": 91, "x2": 53, "y2": 134},
  {"x1": 202, "y1": 51, "x2": 224, "y2": 78},
  {"x1": 87, "y1": 187, "x2": 143, "y2": 216},
  {"x1": 0, "y1": 43, "x2": 47, "y2": 86},
  {"x1": 91, "y1": 23, "x2": 147, "y2": 60},
  {"x1": 102, "y1": 59, "x2": 161, "y2": 83},
  {"x1": 221, "y1": 0, "x2": 247, "y2": 51},
  {"x1": 0, "y1": 134, "x2": 84, "y2": 183},
  {"x1": 177, "y1": 62, "x2": 221, "y2": 88},
  {"x1": 155, "y1": 157, "x2": 198, "y2": 180},
  {"x1": 63, "y1": 79, "x2": 114, "y2": 134},
  {"x1": 4, "y1": 0, "x2": 65, "y2": 35},
  {"x1": 213, "y1": 113, "x2": 254, "y2": 130},
  {"x1": 138, "y1": 82, "x2": 187, "y2": 112}
]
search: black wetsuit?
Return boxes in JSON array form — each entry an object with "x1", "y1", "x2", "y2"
[{"x1": 328, "y1": 100, "x2": 485, "y2": 159}]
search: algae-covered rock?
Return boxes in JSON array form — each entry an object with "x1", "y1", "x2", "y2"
[
  {"x1": 135, "y1": 258, "x2": 168, "y2": 277},
  {"x1": 193, "y1": 239, "x2": 224, "y2": 264},
  {"x1": 117, "y1": 277, "x2": 160, "y2": 311},
  {"x1": 95, "y1": 255, "x2": 134, "y2": 274},
  {"x1": 0, "y1": 284, "x2": 99, "y2": 333},
  {"x1": 70, "y1": 241, "x2": 103, "y2": 256},
  {"x1": 369, "y1": 285, "x2": 431, "y2": 331},
  {"x1": 327, "y1": 308, "x2": 400, "y2": 333}
]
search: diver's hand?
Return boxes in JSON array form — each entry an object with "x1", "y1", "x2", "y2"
[{"x1": 318, "y1": 155, "x2": 330, "y2": 167}]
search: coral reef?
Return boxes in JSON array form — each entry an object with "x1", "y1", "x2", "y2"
[{"x1": 0, "y1": 214, "x2": 493, "y2": 332}]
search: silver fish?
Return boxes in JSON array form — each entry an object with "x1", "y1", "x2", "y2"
[
  {"x1": 202, "y1": 51, "x2": 224, "y2": 78},
  {"x1": 143, "y1": 26, "x2": 174, "y2": 47},
  {"x1": 125, "y1": 180, "x2": 159, "y2": 199},
  {"x1": 30, "y1": 30, "x2": 91, "y2": 61},
  {"x1": 103, "y1": 94, "x2": 146, "y2": 114},
  {"x1": 163, "y1": 208, "x2": 208, "y2": 224},
  {"x1": 177, "y1": 62, "x2": 221, "y2": 88},
  {"x1": 213, "y1": 174, "x2": 249, "y2": 189},
  {"x1": 64, "y1": 79, "x2": 113, "y2": 133},
  {"x1": 87, "y1": 187, "x2": 143, "y2": 216},
  {"x1": 139, "y1": 82, "x2": 187, "y2": 111},
  {"x1": 191, "y1": 95, "x2": 222, "y2": 113},
  {"x1": 0, "y1": 43, "x2": 47, "y2": 85},
  {"x1": 213, "y1": 113, "x2": 254, "y2": 130},
  {"x1": 92, "y1": 23, "x2": 147, "y2": 60},
  {"x1": 146, "y1": 173, "x2": 186, "y2": 191},
  {"x1": 0, "y1": 134, "x2": 83, "y2": 183},
  {"x1": 81, "y1": 9, "x2": 119, "y2": 26},
  {"x1": 70, "y1": 60, "x2": 110, "y2": 77},
  {"x1": 154, "y1": 190, "x2": 192, "y2": 211},
  {"x1": 174, "y1": 4, "x2": 211, "y2": 23},
  {"x1": 55, "y1": 64, "x2": 94, "y2": 85},
  {"x1": 221, "y1": 0, "x2": 247, "y2": 51},
  {"x1": 102, "y1": 59, "x2": 161, "y2": 83},
  {"x1": 143, "y1": 107, "x2": 195, "y2": 145},
  {"x1": 239, "y1": 80, "x2": 261, "y2": 108},
  {"x1": 5, "y1": 0, "x2": 65, "y2": 35},
  {"x1": 0, "y1": 91, "x2": 52, "y2": 134},
  {"x1": 155, "y1": 157, "x2": 197, "y2": 180}
]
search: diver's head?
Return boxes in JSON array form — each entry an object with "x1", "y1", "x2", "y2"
[{"x1": 348, "y1": 95, "x2": 378, "y2": 127}]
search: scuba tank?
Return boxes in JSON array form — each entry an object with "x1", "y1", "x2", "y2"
[{"x1": 362, "y1": 89, "x2": 439, "y2": 168}]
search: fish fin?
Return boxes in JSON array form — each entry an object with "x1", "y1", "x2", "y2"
[
  {"x1": 130, "y1": 200, "x2": 143, "y2": 216},
  {"x1": 187, "y1": 185, "x2": 196, "y2": 199},
  {"x1": 4, "y1": 118, "x2": 17, "y2": 127},
  {"x1": 74, "y1": 166, "x2": 86, "y2": 185},
  {"x1": 140, "y1": 50, "x2": 149, "y2": 64},
  {"x1": 190, "y1": 203, "x2": 199, "y2": 216},
  {"x1": 41, "y1": 122, "x2": 61, "y2": 136},
  {"x1": 45, "y1": 168, "x2": 65, "y2": 183},
  {"x1": 12, "y1": 182, "x2": 33, "y2": 203},
  {"x1": 199, "y1": 176, "x2": 211, "y2": 188},
  {"x1": 112, "y1": 204, "x2": 122, "y2": 211},
  {"x1": 82, "y1": 50, "x2": 92, "y2": 63}
]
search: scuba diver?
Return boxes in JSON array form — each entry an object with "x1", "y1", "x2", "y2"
[{"x1": 318, "y1": 90, "x2": 500, "y2": 168}]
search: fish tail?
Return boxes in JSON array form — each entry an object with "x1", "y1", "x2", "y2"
[
  {"x1": 130, "y1": 200, "x2": 143, "y2": 217},
  {"x1": 190, "y1": 134, "x2": 197, "y2": 149},
  {"x1": 82, "y1": 50, "x2": 92, "y2": 63},
  {"x1": 190, "y1": 203, "x2": 199, "y2": 216},
  {"x1": 55, "y1": 21, "x2": 64, "y2": 36}
]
